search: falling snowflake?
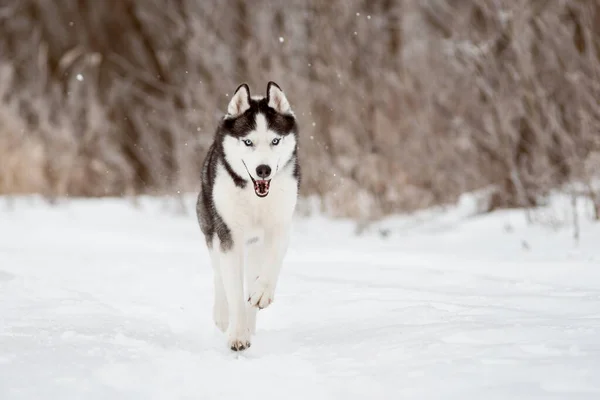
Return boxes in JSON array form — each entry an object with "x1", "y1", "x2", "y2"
[
  {"x1": 279, "y1": 37, "x2": 284, "y2": 43},
  {"x1": 76, "y1": 74, "x2": 83, "y2": 81}
]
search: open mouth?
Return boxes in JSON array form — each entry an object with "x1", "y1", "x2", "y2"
[
  {"x1": 242, "y1": 160, "x2": 272, "y2": 198},
  {"x1": 253, "y1": 179, "x2": 271, "y2": 197}
]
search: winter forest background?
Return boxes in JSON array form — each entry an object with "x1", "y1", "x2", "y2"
[{"x1": 0, "y1": 0, "x2": 599, "y2": 221}]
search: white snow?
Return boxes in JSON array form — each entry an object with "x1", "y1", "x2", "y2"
[{"x1": 1, "y1": 194, "x2": 599, "y2": 399}]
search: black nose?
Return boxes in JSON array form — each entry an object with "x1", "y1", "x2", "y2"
[{"x1": 256, "y1": 164, "x2": 271, "y2": 179}]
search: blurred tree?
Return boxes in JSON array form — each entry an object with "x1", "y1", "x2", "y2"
[{"x1": 0, "y1": 0, "x2": 598, "y2": 219}]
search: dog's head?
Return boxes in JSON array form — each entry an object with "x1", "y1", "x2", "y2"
[{"x1": 220, "y1": 82, "x2": 298, "y2": 198}]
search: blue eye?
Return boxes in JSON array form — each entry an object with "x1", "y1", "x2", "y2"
[
  {"x1": 271, "y1": 138, "x2": 281, "y2": 145},
  {"x1": 243, "y1": 139, "x2": 253, "y2": 147}
]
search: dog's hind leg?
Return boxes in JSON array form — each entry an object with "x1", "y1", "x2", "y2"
[
  {"x1": 218, "y1": 244, "x2": 251, "y2": 351},
  {"x1": 244, "y1": 243, "x2": 263, "y2": 335},
  {"x1": 210, "y1": 249, "x2": 228, "y2": 333},
  {"x1": 247, "y1": 225, "x2": 291, "y2": 310}
]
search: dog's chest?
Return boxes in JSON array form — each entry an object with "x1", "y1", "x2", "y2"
[{"x1": 212, "y1": 164, "x2": 297, "y2": 234}]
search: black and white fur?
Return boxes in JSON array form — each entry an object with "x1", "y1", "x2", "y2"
[{"x1": 196, "y1": 82, "x2": 300, "y2": 351}]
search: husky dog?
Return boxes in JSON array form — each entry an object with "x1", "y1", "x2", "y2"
[{"x1": 196, "y1": 82, "x2": 300, "y2": 351}]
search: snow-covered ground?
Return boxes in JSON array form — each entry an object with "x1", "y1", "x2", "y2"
[{"x1": 1, "y1": 194, "x2": 599, "y2": 399}]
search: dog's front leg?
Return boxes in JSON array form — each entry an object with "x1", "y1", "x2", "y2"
[
  {"x1": 248, "y1": 225, "x2": 291, "y2": 310},
  {"x1": 218, "y1": 245, "x2": 251, "y2": 351}
]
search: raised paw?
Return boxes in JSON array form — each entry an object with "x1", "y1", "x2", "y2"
[{"x1": 247, "y1": 280, "x2": 275, "y2": 309}]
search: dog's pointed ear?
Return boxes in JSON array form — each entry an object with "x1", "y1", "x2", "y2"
[
  {"x1": 266, "y1": 81, "x2": 291, "y2": 114},
  {"x1": 227, "y1": 83, "x2": 251, "y2": 117}
]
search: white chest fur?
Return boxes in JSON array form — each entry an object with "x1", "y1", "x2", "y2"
[{"x1": 212, "y1": 163, "x2": 298, "y2": 244}]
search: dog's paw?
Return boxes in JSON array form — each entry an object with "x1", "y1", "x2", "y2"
[
  {"x1": 247, "y1": 280, "x2": 275, "y2": 309},
  {"x1": 227, "y1": 326, "x2": 251, "y2": 351}
]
